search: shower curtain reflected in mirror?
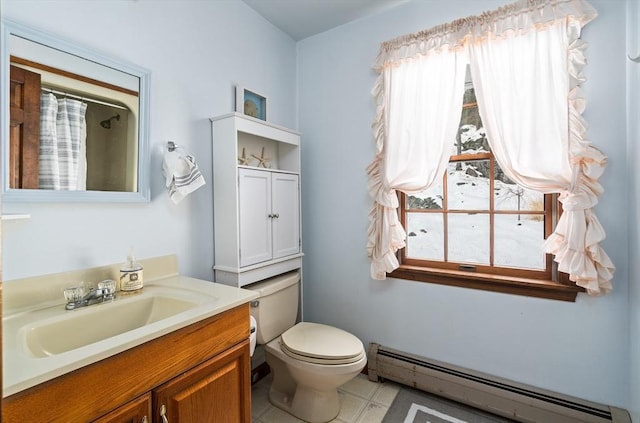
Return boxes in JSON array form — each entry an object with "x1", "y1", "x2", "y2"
[{"x1": 38, "y1": 93, "x2": 87, "y2": 190}]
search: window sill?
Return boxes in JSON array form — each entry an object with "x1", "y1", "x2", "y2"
[{"x1": 388, "y1": 265, "x2": 582, "y2": 302}]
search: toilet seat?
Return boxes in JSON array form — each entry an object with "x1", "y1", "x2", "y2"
[{"x1": 280, "y1": 322, "x2": 365, "y2": 365}]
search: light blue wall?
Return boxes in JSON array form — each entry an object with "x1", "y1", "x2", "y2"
[
  {"x1": 298, "y1": 0, "x2": 632, "y2": 411},
  {"x1": 627, "y1": 0, "x2": 640, "y2": 419},
  {"x1": 1, "y1": 0, "x2": 636, "y2": 415},
  {"x1": 1, "y1": 0, "x2": 297, "y2": 281}
]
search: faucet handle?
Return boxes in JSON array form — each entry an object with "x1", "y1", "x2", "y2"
[
  {"x1": 98, "y1": 279, "x2": 116, "y2": 292},
  {"x1": 98, "y1": 279, "x2": 116, "y2": 300},
  {"x1": 63, "y1": 286, "x2": 84, "y2": 303}
]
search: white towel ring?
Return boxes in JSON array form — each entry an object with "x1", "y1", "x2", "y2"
[{"x1": 628, "y1": 54, "x2": 640, "y2": 63}]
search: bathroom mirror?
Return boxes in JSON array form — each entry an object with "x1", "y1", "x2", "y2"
[{"x1": 0, "y1": 19, "x2": 150, "y2": 202}]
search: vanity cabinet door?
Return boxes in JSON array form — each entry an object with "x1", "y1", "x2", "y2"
[
  {"x1": 92, "y1": 393, "x2": 151, "y2": 423},
  {"x1": 153, "y1": 340, "x2": 251, "y2": 423}
]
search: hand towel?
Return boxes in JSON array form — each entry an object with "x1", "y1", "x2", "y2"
[{"x1": 162, "y1": 150, "x2": 206, "y2": 204}]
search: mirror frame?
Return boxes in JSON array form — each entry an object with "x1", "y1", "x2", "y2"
[{"x1": 0, "y1": 18, "x2": 151, "y2": 203}]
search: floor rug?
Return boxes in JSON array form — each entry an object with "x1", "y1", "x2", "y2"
[{"x1": 382, "y1": 385, "x2": 517, "y2": 423}]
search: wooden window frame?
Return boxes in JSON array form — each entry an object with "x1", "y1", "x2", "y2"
[
  {"x1": 393, "y1": 190, "x2": 580, "y2": 302},
  {"x1": 388, "y1": 264, "x2": 580, "y2": 302}
]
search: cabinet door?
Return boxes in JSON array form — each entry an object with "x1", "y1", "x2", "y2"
[
  {"x1": 272, "y1": 172, "x2": 300, "y2": 259},
  {"x1": 92, "y1": 393, "x2": 151, "y2": 423},
  {"x1": 153, "y1": 341, "x2": 251, "y2": 423},
  {"x1": 239, "y1": 168, "x2": 272, "y2": 267}
]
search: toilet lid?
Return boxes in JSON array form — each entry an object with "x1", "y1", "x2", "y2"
[{"x1": 280, "y1": 322, "x2": 365, "y2": 365}]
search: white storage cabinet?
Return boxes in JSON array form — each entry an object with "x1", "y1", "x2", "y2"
[{"x1": 211, "y1": 113, "x2": 303, "y2": 287}]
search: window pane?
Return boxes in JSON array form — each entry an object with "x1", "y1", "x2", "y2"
[
  {"x1": 493, "y1": 162, "x2": 544, "y2": 211},
  {"x1": 447, "y1": 161, "x2": 489, "y2": 210},
  {"x1": 448, "y1": 213, "x2": 489, "y2": 265},
  {"x1": 406, "y1": 212, "x2": 444, "y2": 260},
  {"x1": 494, "y1": 214, "x2": 546, "y2": 270},
  {"x1": 406, "y1": 184, "x2": 443, "y2": 210}
]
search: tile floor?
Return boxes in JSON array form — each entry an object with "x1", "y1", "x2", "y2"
[{"x1": 251, "y1": 373, "x2": 401, "y2": 423}]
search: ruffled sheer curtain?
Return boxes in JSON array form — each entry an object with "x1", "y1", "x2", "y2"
[
  {"x1": 468, "y1": 2, "x2": 614, "y2": 294},
  {"x1": 367, "y1": 0, "x2": 615, "y2": 295},
  {"x1": 367, "y1": 46, "x2": 467, "y2": 279}
]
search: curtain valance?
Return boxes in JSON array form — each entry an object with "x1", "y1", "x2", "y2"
[{"x1": 374, "y1": 0, "x2": 597, "y2": 71}]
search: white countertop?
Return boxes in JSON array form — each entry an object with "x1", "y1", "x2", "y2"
[{"x1": 3, "y1": 275, "x2": 258, "y2": 397}]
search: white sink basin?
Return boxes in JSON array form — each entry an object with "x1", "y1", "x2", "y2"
[
  {"x1": 23, "y1": 292, "x2": 202, "y2": 357},
  {"x1": 3, "y1": 275, "x2": 259, "y2": 398}
]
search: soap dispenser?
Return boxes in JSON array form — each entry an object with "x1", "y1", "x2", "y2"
[{"x1": 120, "y1": 247, "x2": 144, "y2": 293}]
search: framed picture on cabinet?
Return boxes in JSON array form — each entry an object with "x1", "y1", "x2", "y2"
[{"x1": 235, "y1": 85, "x2": 267, "y2": 121}]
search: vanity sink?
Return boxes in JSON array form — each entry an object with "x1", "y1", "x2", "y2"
[
  {"x1": 3, "y1": 262, "x2": 259, "y2": 398},
  {"x1": 14, "y1": 285, "x2": 215, "y2": 358}
]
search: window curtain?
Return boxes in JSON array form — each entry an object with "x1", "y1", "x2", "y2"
[
  {"x1": 367, "y1": 0, "x2": 615, "y2": 295},
  {"x1": 367, "y1": 41, "x2": 468, "y2": 279},
  {"x1": 38, "y1": 94, "x2": 88, "y2": 190},
  {"x1": 467, "y1": 1, "x2": 614, "y2": 295}
]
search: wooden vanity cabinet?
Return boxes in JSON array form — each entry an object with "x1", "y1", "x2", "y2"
[
  {"x1": 3, "y1": 304, "x2": 252, "y2": 423},
  {"x1": 93, "y1": 341, "x2": 250, "y2": 423},
  {"x1": 153, "y1": 340, "x2": 250, "y2": 423},
  {"x1": 93, "y1": 393, "x2": 152, "y2": 423}
]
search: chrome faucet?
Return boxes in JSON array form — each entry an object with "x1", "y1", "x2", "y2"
[{"x1": 64, "y1": 280, "x2": 116, "y2": 310}]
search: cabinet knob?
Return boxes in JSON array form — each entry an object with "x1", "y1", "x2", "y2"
[
  {"x1": 273, "y1": 213, "x2": 280, "y2": 219},
  {"x1": 268, "y1": 213, "x2": 280, "y2": 219},
  {"x1": 141, "y1": 417, "x2": 148, "y2": 423},
  {"x1": 160, "y1": 404, "x2": 169, "y2": 423}
]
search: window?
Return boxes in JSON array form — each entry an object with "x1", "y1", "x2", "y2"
[
  {"x1": 390, "y1": 73, "x2": 579, "y2": 301},
  {"x1": 369, "y1": 0, "x2": 612, "y2": 297}
]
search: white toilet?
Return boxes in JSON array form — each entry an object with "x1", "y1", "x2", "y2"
[{"x1": 247, "y1": 271, "x2": 366, "y2": 423}]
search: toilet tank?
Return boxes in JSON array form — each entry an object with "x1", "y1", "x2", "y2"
[{"x1": 245, "y1": 271, "x2": 300, "y2": 344}]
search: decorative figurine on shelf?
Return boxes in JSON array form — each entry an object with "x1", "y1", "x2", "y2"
[
  {"x1": 252, "y1": 147, "x2": 271, "y2": 168},
  {"x1": 238, "y1": 147, "x2": 251, "y2": 165}
]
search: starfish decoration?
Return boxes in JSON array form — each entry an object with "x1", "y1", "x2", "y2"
[
  {"x1": 238, "y1": 147, "x2": 251, "y2": 166},
  {"x1": 251, "y1": 147, "x2": 271, "y2": 168}
]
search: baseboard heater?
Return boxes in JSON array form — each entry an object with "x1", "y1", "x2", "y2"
[{"x1": 367, "y1": 343, "x2": 631, "y2": 423}]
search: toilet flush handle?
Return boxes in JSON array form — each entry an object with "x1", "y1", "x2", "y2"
[{"x1": 251, "y1": 300, "x2": 260, "y2": 307}]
